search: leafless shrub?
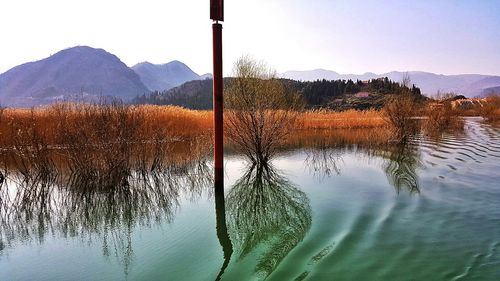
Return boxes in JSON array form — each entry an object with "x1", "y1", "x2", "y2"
[
  {"x1": 422, "y1": 102, "x2": 464, "y2": 135},
  {"x1": 382, "y1": 94, "x2": 420, "y2": 141},
  {"x1": 224, "y1": 56, "x2": 303, "y2": 164},
  {"x1": 434, "y1": 91, "x2": 459, "y2": 101}
]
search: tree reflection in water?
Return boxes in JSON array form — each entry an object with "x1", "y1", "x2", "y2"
[
  {"x1": 0, "y1": 143, "x2": 212, "y2": 275},
  {"x1": 301, "y1": 139, "x2": 420, "y2": 195},
  {"x1": 378, "y1": 141, "x2": 421, "y2": 194},
  {"x1": 225, "y1": 161, "x2": 311, "y2": 278},
  {"x1": 304, "y1": 145, "x2": 343, "y2": 180}
]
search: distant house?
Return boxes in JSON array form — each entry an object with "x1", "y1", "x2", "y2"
[
  {"x1": 354, "y1": 92, "x2": 371, "y2": 98},
  {"x1": 451, "y1": 98, "x2": 487, "y2": 110}
]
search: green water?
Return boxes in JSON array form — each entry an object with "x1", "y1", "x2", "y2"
[{"x1": 1, "y1": 118, "x2": 499, "y2": 280}]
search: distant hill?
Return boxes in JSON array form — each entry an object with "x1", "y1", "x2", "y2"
[
  {"x1": 479, "y1": 86, "x2": 500, "y2": 97},
  {"x1": 133, "y1": 77, "x2": 423, "y2": 110},
  {"x1": 133, "y1": 79, "x2": 215, "y2": 110},
  {"x1": 281, "y1": 70, "x2": 500, "y2": 98},
  {"x1": 0, "y1": 46, "x2": 149, "y2": 107},
  {"x1": 132, "y1": 61, "x2": 210, "y2": 92}
]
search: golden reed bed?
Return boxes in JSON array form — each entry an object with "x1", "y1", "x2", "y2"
[
  {"x1": 299, "y1": 109, "x2": 386, "y2": 129},
  {"x1": 0, "y1": 104, "x2": 386, "y2": 148}
]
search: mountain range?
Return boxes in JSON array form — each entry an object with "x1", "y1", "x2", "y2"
[
  {"x1": 0, "y1": 46, "x2": 209, "y2": 107},
  {"x1": 1, "y1": 45, "x2": 499, "y2": 107},
  {"x1": 281, "y1": 70, "x2": 500, "y2": 98},
  {"x1": 132, "y1": 61, "x2": 211, "y2": 92}
]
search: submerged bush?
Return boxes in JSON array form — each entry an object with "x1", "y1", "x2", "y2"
[
  {"x1": 422, "y1": 102, "x2": 463, "y2": 135},
  {"x1": 383, "y1": 94, "x2": 420, "y2": 141},
  {"x1": 224, "y1": 56, "x2": 303, "y2": 164}
]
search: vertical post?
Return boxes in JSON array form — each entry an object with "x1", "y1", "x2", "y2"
[
  {"x1": 211, "y1": 3, "x2": 230, "y2": 278},
  {"x1": 213, "y1": 22, "x2": 223, "y2": 186}
]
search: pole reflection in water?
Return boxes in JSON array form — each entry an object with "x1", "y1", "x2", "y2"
[
  {"x1": 226, "y1": 161, "x2": 312, "y2": 279},
  {"x1": 214, "y1": 172, "x2": 233, "y2": 281}
]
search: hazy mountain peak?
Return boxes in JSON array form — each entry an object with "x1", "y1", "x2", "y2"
[
  {"x1": 0, "y1": 46, "x2": 149, "y2": 106},
  {"x1": 132, "y1": 60, "x2": 205, "y2": 91},
  {"x1": 164, "y1": 60, "x2": 184, "y2": 65}
]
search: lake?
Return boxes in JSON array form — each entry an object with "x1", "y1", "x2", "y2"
[{"x1": 1, "y1": 118, "x2": 499, "y2": 280}]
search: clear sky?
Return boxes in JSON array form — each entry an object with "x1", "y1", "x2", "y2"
[{"x1": 1, "y1": 0, "x2": 499, "y2": 76}]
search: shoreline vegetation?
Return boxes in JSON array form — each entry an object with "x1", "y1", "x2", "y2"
[
  {"x1": 0, "y1": 95, "x2": 498, "y2": 200},
  {"x1": 0, "y1": 97, "x2": 499, "y2": 149}
]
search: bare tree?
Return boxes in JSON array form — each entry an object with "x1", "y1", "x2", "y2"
[
  {"x1": 382, "y1": 72, "x2": 423, "y2": 141},
  {"x1": 224, "y1": 56, "x2": 303, "y2": 164},
  {"x1": 401, "y1": 72, "x2": 411, "y2": 89}
]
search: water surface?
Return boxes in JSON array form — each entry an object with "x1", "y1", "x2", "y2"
[{"x1": 1, "y1": 118, "x2": 499, "y2": 280}]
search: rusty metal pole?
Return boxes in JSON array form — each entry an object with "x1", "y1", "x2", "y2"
[
  {"x1": 213, "y1": 23, "x2": 223, "y2": 185},
  {"x1": 211, "y1": 0, "x2": 224, "y2": 185},
  {"x1": 211, "y1": 3, "x2": 230, "y2": 278}
]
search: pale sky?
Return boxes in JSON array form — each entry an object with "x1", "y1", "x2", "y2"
[{"x1": 1, "y1": 0, "x2": 499, "y2": 76}]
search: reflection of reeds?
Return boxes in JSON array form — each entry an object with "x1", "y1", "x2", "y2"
[
  {"x1": 0, "y1": 137, "x2": 212, "y2": 274},
  {"x1": 1, "y1": 102, "x2": 213, "y2": 189}
]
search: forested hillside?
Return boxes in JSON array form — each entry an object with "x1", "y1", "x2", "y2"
[{"x1": 132, "y1": 77, "x2": 423, "y2": 110}]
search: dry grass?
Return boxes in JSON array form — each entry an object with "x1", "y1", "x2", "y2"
[
  {"x1": 286, "y1": 127, "x2": 393, "y2": 150},
  {"x1": 0, "y1": 103, "x2": 213, "y2": 187},
  {"x1": 0, "y1": 104, "x2": 400, "y2": 163},
  {"x1": 0, "y1": 103, "x2": 212, "y2": 148},
  {"x1": 0, "y1": 103, "x2": 401, "y2": 156},
  {"x1": 0, "y1": 104, "x2": 394, "y2": 149},
  {"x1": 450, "y1": 96, "x2": 500, "y2": 120},
  {"x1": 299, "y1": 109, "x2": 385, "y2": 129},
  {"x1": 478, "y1": 96, "x2": 500, "y2": 122},
  {"x1": 422, "y1": 102, "x2": 464, "y2": 135}
]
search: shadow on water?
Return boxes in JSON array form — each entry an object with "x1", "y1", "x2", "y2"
[{"x1": 225, "y1": 161, "x2": 312, "y2": 279}]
